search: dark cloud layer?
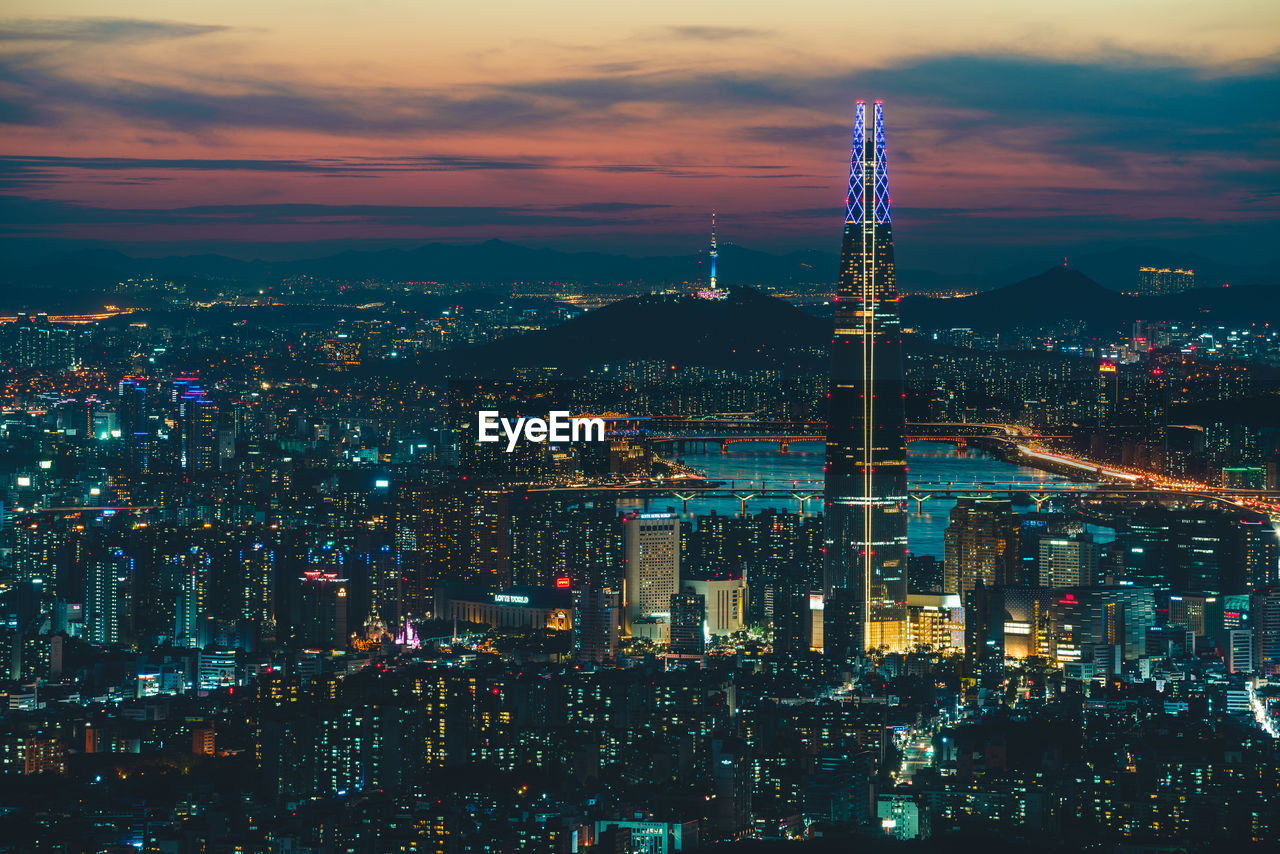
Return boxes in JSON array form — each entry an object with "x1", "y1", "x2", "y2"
[
  {"x1": 0, "y1": 17, "x2": 228, "y2": 44},
  {"x1": 4, "y1": 46, "x2": 1276, "y2": 147},
  {"x1": 0, "y1": 196, "x2": 671, "y2": 232}
]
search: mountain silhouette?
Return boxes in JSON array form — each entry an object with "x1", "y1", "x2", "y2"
[
  {"x1": 445, "y1": 287, "x2": 828, "y2": 373},
  {"x1": 901, "y1": 266, "x2": 1280, "y2": 329}
]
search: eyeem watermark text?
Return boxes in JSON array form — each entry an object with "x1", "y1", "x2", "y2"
[{"x1": 477, "y1": 410, "x2": 606, "y2": 452}]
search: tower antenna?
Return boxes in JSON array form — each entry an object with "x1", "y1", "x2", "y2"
[{"x1": 709, "y1": 211, "x2": 718, "y2": 290}]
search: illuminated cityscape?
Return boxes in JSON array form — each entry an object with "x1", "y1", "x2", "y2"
[{"x1": 1, "y1": 2, "x2": 1279, "y2": 852}]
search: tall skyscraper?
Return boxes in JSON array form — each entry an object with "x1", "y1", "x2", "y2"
[
  {"x1": 708, "y1": 211, "x2": 718, "y2": 290},
  {"x1": 118, "y1": 377, "x2": 153, "y2": 473},
  {"x1": 1251, "y1": 588, "x2": 1280, "y2": 674},
  {"x1": 175, "y1": 548, "x2": 210, "y2": 648},
  {"x1": 176, "y1": 381, "x2": 217, "y2": 473},
  {"x1": 823, "y1": 100, "x2": 909, "y2": 656}
]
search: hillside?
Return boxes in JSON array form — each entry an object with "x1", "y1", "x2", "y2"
[{"x1": 445, "y1": 287, "x2": 828, "y2": 373}]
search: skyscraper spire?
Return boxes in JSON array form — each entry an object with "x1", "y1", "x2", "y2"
[
  {"x1": 709, "y1": 211, "x2": 718, "y2": 290},
  {"x1": 823, "y1": 99, "x2": 909, "y2": 658}
]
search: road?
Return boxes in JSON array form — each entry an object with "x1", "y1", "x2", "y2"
[{"x1": 898, "y1": 735, "x2": 935, "y2": 783}]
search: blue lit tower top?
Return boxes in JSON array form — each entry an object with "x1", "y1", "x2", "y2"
[
  {"x1": 845, "y1": 102, "x2": 866, "y2": 224},
  {"x1": 844, "y1": 101, "x2": 891, "y2": 225},
  {"x1": 874, "y1": 101, "x2": 890, "y2": 224}
]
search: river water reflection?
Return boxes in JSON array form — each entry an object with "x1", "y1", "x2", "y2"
[{"x1": 636, "y1": 440, "x2": 1078, "y2": 559}]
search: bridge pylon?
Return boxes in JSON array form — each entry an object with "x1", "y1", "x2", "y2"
[
  {"x1": 909, "y1": 493, "x2": 934, "y2": 515},
  {"x1": 732, "y1": 492, "x2": 757, "y2": 515},
  {"x1": 788, "y1": 491, "x2": 818, "y2": 515},
  {"x1": 673, "y1": 492, "x2": 698, "y2": 515},
  {"x1": 1031, "y1": 493, "x2": 1051, "y2": 511}
]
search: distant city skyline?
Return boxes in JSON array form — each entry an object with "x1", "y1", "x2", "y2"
[{"x1": 1, "y1": 2, "x2": 1278, "y2": 268}]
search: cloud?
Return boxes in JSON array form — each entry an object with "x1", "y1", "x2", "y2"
[
  {"x1": 0, "y1": 196, "x2": 671, "y2": 233},
  {"x1": 660, "y1": 26, "x2": 769, "y2": 41},
  {"x1": 0, "y1": 17, "x2": 228, "y2": 44},
  {"x1": 0, "y1": 54, "x2": 580, "y2": 134},
  {"x1": 0, "y1": 154, "x2": 791, "y2": 190},
  {"x1": 0, "y1": 154, "x2": 557, "y2": 188}
]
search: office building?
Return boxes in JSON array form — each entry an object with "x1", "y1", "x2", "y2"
[
  {"x1": 624, "y1": 512, "x2": 680, "y2": 625},
  {"x1": 176, "y1": 382, "x2": 217, "y2": 473},
  {"x1": 1228, "y1": 628, "x2": 1254, "y2": 673},
  {"x1": 1252, "y1": 588, "x2": 1280, "y2": 674},
  {"x1": 944, "y1": 498, "x2": 1020, "y2": 597},
  {"x1": 1038, "y1": 536, "x2": 1101, "y2": 588},
  {"x1": 682, "y1": 574, "x2": 747, "y2": 636},
  {"x1": 1169, "y1": 594, "x2": 1212, "y2": 636},
  {"x1": 906, "y1": 593, "x2": 964, "y2": 652}
]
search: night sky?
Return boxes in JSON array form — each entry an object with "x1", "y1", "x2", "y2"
[{"x1": 2, "y1": 2, "x2": 1278, "y2": 270}]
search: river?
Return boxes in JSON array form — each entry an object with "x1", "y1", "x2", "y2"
[{"x1": 640, "y1": 439, "x2": 1099, "y2": 559}]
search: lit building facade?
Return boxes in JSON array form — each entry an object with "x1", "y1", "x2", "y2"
[
  {"x1": 624, "y1": 512, "x2": 680, "y2": 625},
  {"x1": 944, "y1": 498, "x2": 1020, "y2": 597},
  {"x1": 1137, "y1": 266, "x2": 1195, "y2": 295},
  {"x1": 906, "y1": 592, "x2": 964, "y2": 652},
  {"x1": 683, "y1": 575, "x2": 747, "y2": 636}
]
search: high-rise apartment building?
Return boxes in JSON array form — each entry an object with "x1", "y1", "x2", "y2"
[
  {"x1": 1137, "y1": 266, "x2": 1194, "y2": 295},
  {"x1": 85, "y1": 547, "x2": 130, "y2": 646},
  {"x1": 15, "y1": 313, "x2": 75, "y2": 370},
  {"x1": 669, "y1": 591, "x2": 706, "y2": 656},
  {"x1": 572, "y1": 584, "x2": 621, "y2": 663},
  {"x1": 823, "y1": 100, "x2": 909, "y2": 656}
]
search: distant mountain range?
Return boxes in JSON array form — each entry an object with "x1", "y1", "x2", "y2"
[
  {"x1": 3, "y1": 240, "x2": 1276, "y2": 304},
  {"x1": 901, "y1": 267, "x2": 1280, "y2": 330},
  {"x1": 1, "y1": 240, "x2": 834, "y2": 294}
]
